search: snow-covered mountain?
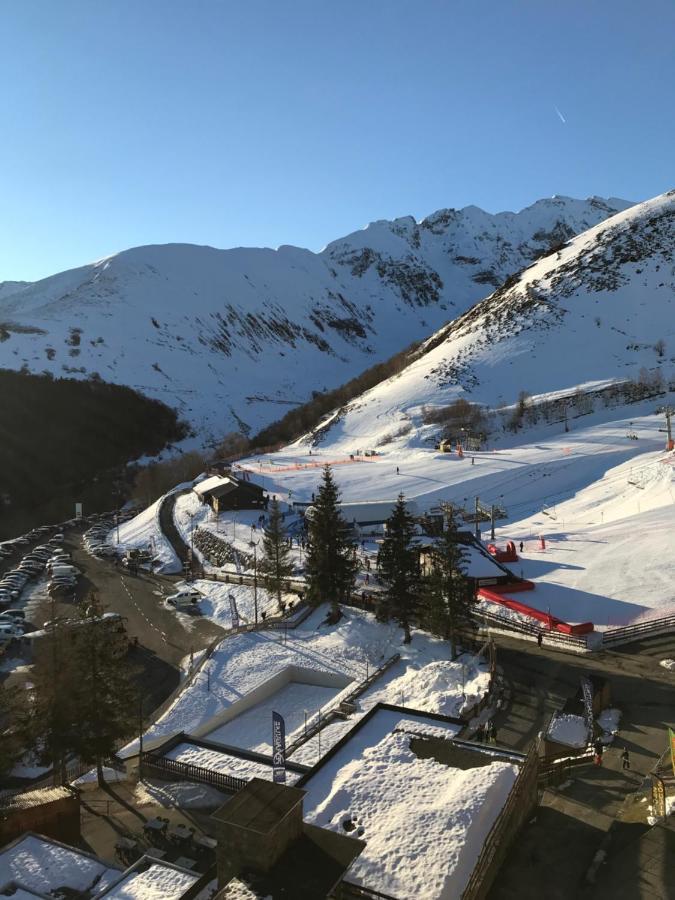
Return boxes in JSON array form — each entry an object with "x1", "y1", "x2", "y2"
[
  {"x1": 0, "y1": 196, "x2": 630, "y2": 439},
  {"x1": 304, "y1": 191, "x2": 675, "y2": 452}
]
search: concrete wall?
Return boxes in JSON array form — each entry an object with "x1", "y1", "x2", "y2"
[{"x1": 190, "y1": 665, "x2": 353, "y2": 741}]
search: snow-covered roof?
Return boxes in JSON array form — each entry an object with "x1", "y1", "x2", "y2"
[
  {"x1": 463, "y1": 545, "x2": 507, "y2": 578},
  {"x1": 546, "y1": 713, "x2": 589, "y2": 749},
  {"x1": 0, "y1": 833, "x2": 120, "y2": 897},
  {"x1": 301, "y1": 707, "x2": 519, "y2": 899},
  {"x1": 101, "y1": 860, "x2": 199, "y2": 899},
  {"x1": 193, "y1": 474, "x2": 233, "y2": 497}
]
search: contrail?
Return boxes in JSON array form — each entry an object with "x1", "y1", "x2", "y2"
[{"x1": 554, "y1": 105, "x2": 567, "y2": 124}]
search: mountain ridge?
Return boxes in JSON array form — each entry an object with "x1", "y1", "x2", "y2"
[{"x1": 0, "y1": 195, "x2": 632, "y2": 440}]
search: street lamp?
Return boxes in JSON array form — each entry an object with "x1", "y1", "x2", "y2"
[{"x1": 249, "y1": 540, "x2": 258, "y2": 626}]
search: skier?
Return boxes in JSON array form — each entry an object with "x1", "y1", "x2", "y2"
[
  {"x1": 396, "y1": 466, "x2": 400, "y2": 475},
  {"x1": 519, "y1": 541, "x2": 524, "y2": 553},
  {"x1": 622, "y1": 748, "x2": 630, "y2": 770}
]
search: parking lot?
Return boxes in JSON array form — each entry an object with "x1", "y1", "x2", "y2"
[{"x1": 0, "y1": 517, "x2": 228, "y2": 738}]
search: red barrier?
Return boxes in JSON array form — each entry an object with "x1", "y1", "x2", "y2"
[
  {"x1": 478, "y1": 588, "x2": 594, "y2": 635},
  {"x1": 488, "y1": 580, "x2": 535, "y2": 593},
  {"x1": 487, "y1": 541, "x2": 519, "y2": 563}
]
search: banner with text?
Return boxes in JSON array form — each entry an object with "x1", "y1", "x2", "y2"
[{"x1": 272, "y1": 711, "x2": 286, "y2": 784}]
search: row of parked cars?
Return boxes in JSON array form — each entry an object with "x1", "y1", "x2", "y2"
[
  {"x1": 82, "y1": 519, "x2": 118, "y2": 559},
  {"x1": 0, "y1": 532, "x2": 72, "y2": 644}
]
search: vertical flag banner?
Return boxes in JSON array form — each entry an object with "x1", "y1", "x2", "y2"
[
  {"x1": 228, "y1": 593, "x2": 240, "y2": 630},
  {"x1": 272, "y1": 711, "x2": 286, "y2": 783}
]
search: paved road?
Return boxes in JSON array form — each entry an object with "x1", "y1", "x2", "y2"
[{"x1": 488, "y1": 635, "x2": 675, "y2": 900}]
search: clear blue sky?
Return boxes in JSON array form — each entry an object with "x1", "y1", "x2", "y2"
[{"x1": 2, "y1": 0, "x2": 673, "y2": 281}]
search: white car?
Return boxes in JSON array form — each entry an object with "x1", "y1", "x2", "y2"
[{"x1": 165, "y1": 590, "x2": 201, "y2": 610}]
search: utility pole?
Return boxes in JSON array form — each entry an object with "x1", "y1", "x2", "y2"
[{"x1": 475, "y1": 497, "x2": 480, "y2": 539}]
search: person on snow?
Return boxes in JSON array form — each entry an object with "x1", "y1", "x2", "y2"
[
  {"x1": 593, "y1": 739, "x2": 604, "y2": 766},
  {"x1": 519, "y1": 541, "x2": 524, "y2": 553},
  {"x1": 537, "y1": 632, "x2": 543, "y2": 648}
]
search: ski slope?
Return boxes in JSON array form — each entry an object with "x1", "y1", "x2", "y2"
[{"x1": 241, "y1": 408, "x2": 674, "y2": 626}]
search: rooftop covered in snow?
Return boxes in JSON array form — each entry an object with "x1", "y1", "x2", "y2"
[{"x1": 298, "y1": 703, "x2": 524, "y2": 900}]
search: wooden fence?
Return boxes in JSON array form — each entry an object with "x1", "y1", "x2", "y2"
[
  {"x1": 461, "y1": 744, "x2": 539, "y2": 899},
  {"x1": 602, "y1": 614, "x2": 675, "y2": 647},
  {"x1": 538, "y1": 751, "x2": 595, "y2": 786},
  {"x1": 141, "y1": 752, "x2": 247, "y2": 795}
]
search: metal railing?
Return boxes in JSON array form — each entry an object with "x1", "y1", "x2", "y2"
[
  {"x1": 141, "y1": 752, "x2": 247, "y2": 794},
  {"x1": 602, "y1": 614, "x2": 675, "y2": 647},
  {"x1": 472, "y1": 607, "x2": 590, "y2": 651}
]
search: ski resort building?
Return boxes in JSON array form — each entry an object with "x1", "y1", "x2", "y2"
[{"x1": 193, "y1": 473, "x2": 265, "y2": 512}]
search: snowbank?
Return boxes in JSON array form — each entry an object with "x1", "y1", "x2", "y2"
[
  {"x1": 111, "y1": 495, "x2": 181, "y2": 574},
  {"x1": 547, "y1": 714, "x2": 589, "y2": 749}
]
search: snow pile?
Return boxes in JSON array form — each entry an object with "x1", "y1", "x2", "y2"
[
  {"x1": 383, "y1": 659, "x2": 490, "y2": 717},
  {"x1": 0, "y1": 834, "x2": 119, "y2": 896},
  {"x1": 103, "y1": 863, "x2": 198, "y2": 899},
  {"x1": 187, "y1": 579, "x2": 287, "y2": 627},
  {"x1": 546, "y1": 714, "x2": 589, "y2": 749},
  {"x1": 659, "y1": 659, "x2": 675, "y2": 671},
  {"x1": 111, "y1": 495, "x2": 180, "y2": 574},
  {"x1": 597, "y1": 708, "x2": 621, "y2": 737},
  {"x1": 73, "y1": 766, "x2": 127, "y2": 786},
  {"x1": 303, "y1": 716, "x2": 518, "y2": 899}
]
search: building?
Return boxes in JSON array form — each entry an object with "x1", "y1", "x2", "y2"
[
  {"x1": 296, "y1": 703, "x2": 537, "y2": 900},
  {"x1": 209, "y1": 778, "x2": 364, "y2": 899},
  {"x1": 193, "y1": 474, "x2": 265, "y2": 512},
  {"x1": 0, "y1": 832, "x2": 206, "y2": 899}
]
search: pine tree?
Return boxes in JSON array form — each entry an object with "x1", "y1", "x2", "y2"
[
  {"x1": 377, "y1": 494, "x2": 420, "y2": 643},
  {"x1": 0, "y1": 679, "x2": 23, "y2": 778},
  {"x1": 260, "y1": 498, "x2": 294, "y2": 610},
  {"x1": 305, "y1": 466, "x2": 357, "y2": 622},
  {"x1": 70, "y1": 595, "x2": 138, "y2": 786},
  {"x1": 420, "y1": 513, "x2": 476, "y2": 658},
  {"x1": 24, "y1": 616, "x2": 80, "y2": 785}
]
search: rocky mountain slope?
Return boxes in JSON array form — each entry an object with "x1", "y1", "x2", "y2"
[
  {"x1": 0, "y1": 196, "x2": 629, "y2": 439},
  {"x1": 303, "y1": 191, "x2": 674, "y2": 452}
]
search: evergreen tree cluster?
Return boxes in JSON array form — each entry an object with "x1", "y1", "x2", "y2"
[{"x1": 377, "y1": 495, "x2": 476, "y2": 654}]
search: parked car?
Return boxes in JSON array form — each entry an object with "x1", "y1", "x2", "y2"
[
  {"x1": 2, "y1": 609, "x2": 26, "y2": 620},
  {"x1": 165, "y1": 590, "x2": 201, "y2": 610}
]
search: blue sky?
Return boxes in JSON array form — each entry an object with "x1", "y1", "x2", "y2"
[{"x1": 1, "y1": 0, "x2": 673, "y2": 281}]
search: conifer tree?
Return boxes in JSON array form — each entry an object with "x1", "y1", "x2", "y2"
[
  {"x1": 260, "y1": 498, "x2": 294, "y2": 610},
  {"x1": 0, "y1": 680, "x2": 23, "y2": 778},
  {"x1": 70, "y1": 595, "x2": 138, "y2": 786},
  {"x1": 305, "y1": 466, "x2": 357, "y2": 622},
  {"x1": 377, "y1": 494, "x2": 420, "y2": 643},
  {"x1": 421, "y1": 512, "x2": 476, "y2": 658},
  {"x1": 24, "y1": 616, "x2": 79, "y2": 784}
]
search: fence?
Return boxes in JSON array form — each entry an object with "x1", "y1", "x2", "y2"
[
  {"x1": 461, "y1": 744, "x2": 539, "y2": 899},
  {"x1": 141, "y1": 752, "x2": 247, "y2": 795},
  {"x1": 538, "y1": 751, "x2": 595, "y2": 786},
  {"x1": 602, "y1": 614, "x2": 675, "y2": 647},
  {"x1": 472, "y1": 607, "x2": 590, "y2": 652}
]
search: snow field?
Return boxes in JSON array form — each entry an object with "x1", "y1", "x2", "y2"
[{"x1": 121, "y1": 607, "x2": 491, "y2": 781}]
